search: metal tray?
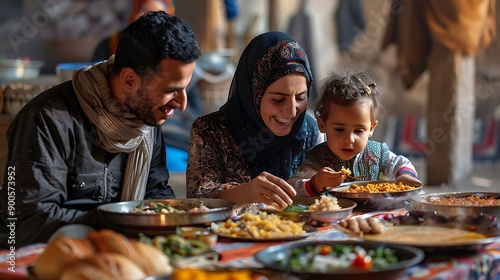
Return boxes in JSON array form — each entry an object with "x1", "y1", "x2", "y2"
[
  {"x1": 407, "y1": 191, "x2": 500, "y2": 218},
  {"x1": 262, "y1": 196, "x2": 357, "y2": 223},
  {"x1": 254, "y1": 240, "x2": 424, "y2": 280},
  {"x1": 363, "y1": 211, "x2": 500, "y2": 255},
  {"x1": 327, "y1": 180, "x2": 423, "y2": 210},
  {"x1": 97, "y1": 198, "x2": 235, "y2": 236}
]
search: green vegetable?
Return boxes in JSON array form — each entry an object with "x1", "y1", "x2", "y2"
[
  {"x1": 139, "y1": 233, "x2": 209, "y2": 260},
  {"x1": 284, "y1": 203, "x2": 310, "y2": 212}
]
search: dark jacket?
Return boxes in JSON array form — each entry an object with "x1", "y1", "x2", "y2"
[{"x1": 0, "y1": 81, "x2": 174, "y2": 247}]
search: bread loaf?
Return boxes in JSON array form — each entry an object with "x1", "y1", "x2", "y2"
[
  {"x1": 60, "y1": 253, "x2": 146, "y2": 280},
  {"x1": 33, "y1": 236, "x2": 96, "y2": 280},
  {"x1": 34, "y1": 229, "x2": 173, "y2": 279},
  {"x1": 130, "y1": 240, "x2": 173, "y2": 276},
  {"x1": 86, "y1": 229, "x2": 136, "y2": 257}
]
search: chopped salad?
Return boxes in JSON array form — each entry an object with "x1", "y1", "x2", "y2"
[{"x1": 279, "y1": 243, "x2": 399, "y2": 272}]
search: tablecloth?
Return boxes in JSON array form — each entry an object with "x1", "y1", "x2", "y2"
[{"x1": 2, "y1": 209, "x2": 500, "y2": 280}]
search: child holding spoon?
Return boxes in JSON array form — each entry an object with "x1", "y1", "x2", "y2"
[{"x1": 288, "y1": 72, "x2": 421, "y2": 196}]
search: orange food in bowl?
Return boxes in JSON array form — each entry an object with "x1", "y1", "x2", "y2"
[
  {"x1": 343, "y1": 182, "x2": 417, "y2": 193},
  {"x1": 172, "y1": 268, "x2": 261, "y2": 280}
]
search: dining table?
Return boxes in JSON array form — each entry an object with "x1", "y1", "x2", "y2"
[{"x1": 1, "y1": 208, "x2": 500, "y2": 280}]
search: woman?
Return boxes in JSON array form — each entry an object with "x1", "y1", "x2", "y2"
[{"x1": 186, "y1": 31, "x2": 322, "y2": 213}]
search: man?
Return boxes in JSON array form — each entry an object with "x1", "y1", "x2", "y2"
[{"x1": 0, "y1": 11, "x2": 201, "y2": 247}]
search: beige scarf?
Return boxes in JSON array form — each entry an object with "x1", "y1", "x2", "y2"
[{"x1": 72, "y1": 56, "x2": 154, "y2": 201}]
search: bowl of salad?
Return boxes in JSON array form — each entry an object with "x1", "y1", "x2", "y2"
[{"x1": 254, "y1": 240, "x2": 424, "y2": 280}]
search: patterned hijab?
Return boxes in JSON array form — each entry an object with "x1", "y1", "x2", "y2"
[{"x1": 219, "y1": 31, "x2": 313, "y2": 179}]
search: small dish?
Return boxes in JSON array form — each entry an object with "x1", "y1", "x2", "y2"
[
  {"x1": 262, "y1": 196, "x2": 357, "y2": 223},
  {"x1": 176, "y1": 226, "x2": 218, "y2": 246}
]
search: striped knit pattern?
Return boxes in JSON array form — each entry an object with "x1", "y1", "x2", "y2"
[{"x1": 72, "y1": 56, "x2": 153, "y2": 201}]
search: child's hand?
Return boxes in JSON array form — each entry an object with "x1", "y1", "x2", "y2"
[
  {"x1": 396, "y1": 174, "x2": 422, "y2": 185},
  {"x1": 313, "y1": 167, "x2": 346, "y2": 192}
]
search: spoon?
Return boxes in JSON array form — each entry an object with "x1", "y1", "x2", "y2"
[
  {"x1": 238, "y1": 223, "x2": 256, "y2": 238},
  {"x1": 348, "y1": 175, "x2": 363, "y2": 180}
]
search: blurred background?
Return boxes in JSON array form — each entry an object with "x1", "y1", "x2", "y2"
[{"x1": 0, "y1": 0, "x2": 499, "y2": 196}]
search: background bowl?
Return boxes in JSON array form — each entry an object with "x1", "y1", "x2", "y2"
[
  {"x1": 0, "y1": 58, "x2": 44, "y2": 84},
  {"x1": 328, "y1": 180, "x2": 423, "y2": 210},
  {"x1": 263, "y1": 196, "x2": 357, "y2": 223},
  {"x1": 56, "y1": 62, "x2": 95, "y2": 82},
  {"x1": 406, "y1": 191, "x2": 500, "y2": 219}
]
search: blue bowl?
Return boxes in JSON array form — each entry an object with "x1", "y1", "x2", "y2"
[{"x1": 56, "y1": 62, "x2": 95, "y2": 82}]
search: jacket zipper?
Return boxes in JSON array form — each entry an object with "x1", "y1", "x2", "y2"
[{"x1": 103, "y1": 164, "x2": 108, "y2": 202}]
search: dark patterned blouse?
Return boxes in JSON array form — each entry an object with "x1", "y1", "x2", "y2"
[{"x1": 186, "y1": 111, "x2": 322, "y2": 212}]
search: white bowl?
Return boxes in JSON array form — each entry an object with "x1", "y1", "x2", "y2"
[{"x1": 0, "y1": 59, "x2": 44, "y2": 84}]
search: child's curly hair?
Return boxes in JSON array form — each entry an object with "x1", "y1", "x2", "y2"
[{"x1": 314, "y1": 72, "x2": 382, "y2": 122}]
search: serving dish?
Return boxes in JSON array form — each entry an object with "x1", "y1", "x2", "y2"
[
  {"x1": 97, "y1": 198, "x2": 235, "y2": 236},
  {"x1": 262, "y1": 196, "x2": 357, "y2": 223},
  {"x1": 407, "y1": 191, "x2": 500, "y2": 219},
  {"x1": 212, "y1": 224, "x2": 317, "y2": 242},
  {"x1": 327, "y1": 180, "x2": 423, "y2": 210},
  {"x1": 254, "y1": 240, "x2": 424, "y2": 280},
  {"x1": 339, "y1": 211, "x2": 500, "y2": 255}
]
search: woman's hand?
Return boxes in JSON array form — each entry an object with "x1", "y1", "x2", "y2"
[
  {"x1": 313, "y1": 167, "x2": 346, "y2": 192},
  {"x1": 243, "y1": 171, "x2": 297, "y2": 210},
  {"x1": 396, "y1": 174, "x2": 422, "y2": 185}
]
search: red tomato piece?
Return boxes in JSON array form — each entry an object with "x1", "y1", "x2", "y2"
[
  {"x1": 352, "y1": 254, "x2": 373, "y2": 270},
  {"x1": 319, "y1": 245, "x2": 332, "y2": 255}
]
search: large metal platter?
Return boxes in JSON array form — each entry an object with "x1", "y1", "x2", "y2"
[
  {"x1": 97, "y1": 198, "x2": 235, "y2": 236},
  {"x1": 254, "y1": 240, "x2": 424, "y2": 280},
  {"x1": 327, "y1": 180, "x2": 423, "y2": 210},
  {"x1": 262, "y1": 196, "x2": 357, "y2": 223},
  {"x1": 344, "y1": 211, "x2": 500, "y2": 255},
  {"x1": 407, "y1": 191, "x2": 500, "y2": 218}
]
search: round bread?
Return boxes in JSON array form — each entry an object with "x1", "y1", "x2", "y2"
[
  {"x1": 86, "y1": 229, "x2": 136, "y2": 257},
  {"x1": 130, "y1": 240, "x2": 173, "y2": 276},
  {"x1": 60, "y1": 253, "x2": 146, "y2": 280},
  {"x1": 33, "y1": 236, "x2": 96, "y2": 280}
]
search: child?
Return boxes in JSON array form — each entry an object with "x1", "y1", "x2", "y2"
[{"x1": 288, "y1": 72, "x2": 421, "y2": 196}]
